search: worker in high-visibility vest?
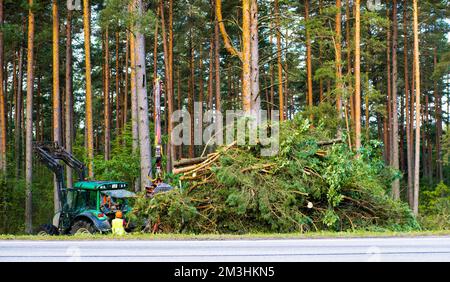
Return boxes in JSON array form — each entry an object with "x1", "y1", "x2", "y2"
[{"x1": 112, "y1": 211, "x2": 126, "y2": 236}]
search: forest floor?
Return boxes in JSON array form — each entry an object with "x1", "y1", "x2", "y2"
[{"x1": 1, "y1": 230, "x2": 450, "y2": 240}]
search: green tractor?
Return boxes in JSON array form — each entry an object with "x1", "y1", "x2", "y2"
[{"x1": 34, "y1": 143, "x2": 137, "y2": 235}]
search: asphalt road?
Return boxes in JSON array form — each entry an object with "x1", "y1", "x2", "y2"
[{"x1": 1, "y1": 237, "x2": 450, "y2": 262}]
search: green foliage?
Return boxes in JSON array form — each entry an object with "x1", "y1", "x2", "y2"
[
  {"x1": 92, "y1": 125, "x2": 140, "y2": 186},
  {"x1": 132, "y1": 113, "x2": 419, "y2": 234},
  {"x1": 419, "y1": 182, "x2": 450, "y2": 230},
  {"x1": 100, "y1": 0, "x2": 156, "y2": 35}
]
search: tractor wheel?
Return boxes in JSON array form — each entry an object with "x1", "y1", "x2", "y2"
[
  {"x1": 37, "y1": 224, "x2": 59, "y2": 236},
  {"x1": 70, "y1": 220, "x2": 97, "y2": 235}
]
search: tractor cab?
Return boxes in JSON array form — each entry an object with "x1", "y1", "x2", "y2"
[{"x1": 60, "y1": 181, "x2": 136, "y2": 234}]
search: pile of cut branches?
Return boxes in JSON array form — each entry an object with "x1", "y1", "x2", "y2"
[{"x1": 131, "y1": 116, "x2": 419, "y2": 234}]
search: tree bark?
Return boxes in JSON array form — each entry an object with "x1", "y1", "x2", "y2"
[
  {"x1": 188, "y1": 31, "x2": 195, "y2": 158},
  {"x1": 177, "y1": 66, "x2": 182, "y2": 159},
  {"x1": 115, "y1": 32, "x2": 120, "y2": 133},
  {"x1": 52, "y1": 0, "x2": 62, "y2": 213},
  {"x1": 65, "y1": 10, "x2": 74, "y2": 188},
  {"x1": 83, "y1": 0, "x2": 94, "y2": 178},
  {"x1": 412, "y1": 0, "x2": 421, "y2": 216},
  {"x1": 250, "y1": 0, "x2": 260, "y2": 123},
  {"x1": 335, "y1": 0, "x2": 343, "y2": 126},
  {"x1": 129, "y1": 17, "x2": 138, "y2": 163},
  {"x1": 207, "y1": 36, "x2": 214, "y2": 111},
  {"x1": 15, "y1": 31, "x2": 24, "y2": 179},
  {"x1": 391, "y1": 0, "x2": 400, "y2": 200},
  {"x1": 404, "y1": 0, "x2": 413, "y2": 207},
  {"x1": 25, "y1": 0, "x2": 35, "y2": 234},
  {"x1": 434, "y1": 47, "x2": 443, "y2": 182},
  {"x1": 133, "y1": 0, "x2": 152, "y2": 190},
  {"x1": 123, "y1": 32, "x2": 129, "y2": 128},
  {"x1": 346, "y1": 0, "x2": 354, "y2": 131},
  {"x1": 386, "y1": 6, "x2": 392, "y2": 164},
  {"x1": 214, "y1": 2, "x2": 221, "y2": 114},
  {"x1": 104, "y1": 28, "x2": 110, "y2": 161},
  {"x1": 275, "y1": 0, "x2": 284, "y2": 120},
  {"x1": 242, "y1": 0, "x2": 251, "y2": 115},
  {"x1": 160, "y1": 0, "x2": 174, "y2": 172},
  {"x1": 354, "y1": 0, "x2": 361, "y2": 151},
  {"x1": 0, "y1": 0, "x2": 5, "y2": 173}
]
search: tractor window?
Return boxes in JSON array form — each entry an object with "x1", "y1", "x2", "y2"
[
  {"x1": 86, "y1": 190, "x2": 97, "y2": 210},
  {"x1": 66, "y1": 190, "x2": 76, "y2": 210},
  {"x1": 69, "y1": 190, "x2": 97, "y2": 211}
]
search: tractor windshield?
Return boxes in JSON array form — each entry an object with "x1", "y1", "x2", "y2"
[
  {"x1": 100, "y1": 190, "x2": 135, "y2": 215},
  {"x1": 65, "y1": 189, "x2": 97, "y2": 212}
]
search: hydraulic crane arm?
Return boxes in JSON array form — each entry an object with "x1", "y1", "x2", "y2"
[
  {"x1": 34, "y1": 142, "x2": 87, "y2": 181},
  {"x1": 33, "y1": 144, "x2": 65, "y2": 207},
  {"x1": 53, "y1": 147, "x2": 87, "y2": 181}
]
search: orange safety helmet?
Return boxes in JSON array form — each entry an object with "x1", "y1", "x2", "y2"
[{"x1": 115, "y1": 211, "x2": 123, "y2": 219}]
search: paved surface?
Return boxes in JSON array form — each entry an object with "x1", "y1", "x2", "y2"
[{"x1": 1, "y1": 237, "x2": 450, "y2": 262}]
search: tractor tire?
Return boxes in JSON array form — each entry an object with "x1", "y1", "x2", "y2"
[
  {"x1": 70, "y1": 219, "x2": 97, "y2": 235},
  {"x1": 37, "y1": 224, "x2": 59, "y2": 236}
]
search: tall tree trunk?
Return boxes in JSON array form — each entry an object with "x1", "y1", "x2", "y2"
[
  {"x1": 365, "y1": 73, "x2": 370, "y2": 141},
  {"x1": 177, "y1": 66, "x2": 182, "y2": 159},
  {"x1": 426, "y1": 95, "x2": 432, "y2": 182},
  {"x1": 12, "y1": 51, "x2": 17, "y2": 144},
  {"x1": 250, "y1": 0, "x2": 260, "y2": 123},
  {"x1": 216, "y1": 0, "x2": 253, "y2": 115},
  {"x1": 65, "y1": 10, "x2": 73, "y2": 188},
  {"x1": 386, "y1": 6, "x2": 392, "y2": 164},
  {"x1": 404, "y1": 0, "x2": 413, "y2": 207},
  {"x1": 434, "y1": 47, "x2": 443, "y2": 182},
  {"x1": 188, "y1": 31, "x2": 195, "y2": 158},
  {"x1": 207, "y1": 36, "x2": 214, "y2": 111},
  {"x1": 129, "y1": 16, "x2": 139, "y2": 166},
  {"x1": 275, "y1": 0, "x2": 283, "y2": 120},
  {"x1": 242, "y1": 0, "x2": 251, "y2": 115},
  {"x1": 354, "y1": 0, "x2": 361, "y2": 151},
  {"x1": 346, "y1": 0, "x2": 354, "y2": 130},
  {"x1": 391, "y1": 0, "x2": 400, "y2": 199},
  {"x1": 52, "y1": 0, "x2": 62, "y2": 213},
  {"x1": 103, "y1": 28, "x2": 110, "y2": 160},
  {"x1": 0, "y1": 0, "x2": 5, "y2": 173},
  {"x1": 214, "y1": 1, "x2": 221, "y2": 114},
  {"x1": 412, "y1": 0, "x2": 421, "y2": 216},
  {"x1": 198, "y1": 45, "x2": 204, "y2": 122},
  {"x1": 133, "y1": 0, "x2": 152, "y2": 190},
  {"x1": 168, "y1": 0, "x2": 174, "y2": 170},
  {"x1": 15, "y1": 43, "x2": 24, "y2": 179},
  {"x1": 160, "y1": 0, "x2": 174, "y2": 172},
  {"x1": 269, "y1": 22, "x2": 274, "y2": 118},
  {"x1": 123, "y1": 31, "x2": 129, "y2": 128},
  {"x1": 36, "y1": 75, "x2": 41, "y2": 143},
  {"x1": 83, "y1": 0, "x2": 94, "y2": 178},
  {"x1": 335, "y1": 0, "x2": 343, "y2": 128},
  {"x1": 25, "y1": 0, "x2": 35, "y2": 234},
  {"x1": 115, "y1": 32, "x2": 120, "y2": 133}
]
